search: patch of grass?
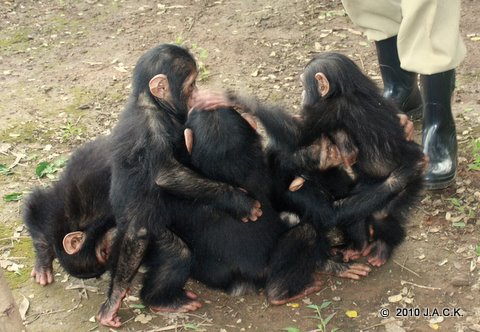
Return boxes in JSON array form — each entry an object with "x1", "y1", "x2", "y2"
[
  {"x1": 0, "y1": 27, "x2": 33, "y2": 51},
  {"x1": 446, "y1": 196, "x2": 476, "y2": 228},
  {"x1": 61, "y1": 121, "x2": 84, "y2": 142},
  {"x1": 467, "y1": 138, "x2": 480, "y2": 171},
  {"x1": 0, "y1": 164, "x2": 14, "y2": 176},
  {"x1": 0, "y1": 120, "x2": 58, "y2": 145},
  {"x1": 0, "y1": 222, "x2": 35, "y2": 289},
  {"x1": 65, "y1": 87, "x2": 95, "y2": 115}
]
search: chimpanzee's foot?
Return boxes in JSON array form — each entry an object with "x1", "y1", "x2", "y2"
[
  {"x1": 367, "y1": 240, "x2": 391, "y2": 267},
  {"x1": 149, "y1": 291, "x2": 202, "y2": 313},
  {"x1": 96, "y1": 288, "x2": 128, "y2": 328},
  {"x1": 268, "y1": 276, "x2": 324, "y2": 306}
]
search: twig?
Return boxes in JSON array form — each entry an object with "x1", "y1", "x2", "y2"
[
  {"x1": 144, "y1": 325, "x2": 181, "y2": 332},
  {"x1": 400, "y1": 280, "x2": 441, "y2": 290},
  {"x1": 361, "y1": 319, "x2": 394, "y2": 331},
  {"x1": 74, "y1": 115, "x2": 83, "y2": 126},
  {"x1": 393, "y1": 259, "x2": 420, "y2": 277},
  {"x1": 25, "y1": 308, "x2": 67, "y2": 325},
  {"x1": 67, "y1": 298, "x2": 83, "y2": 313},
  {"x1": 357, "y1": 52, "x2": 365, "y2": 72},
  {"x1": 88, "y1": 324, "x2": 98, "y2": 331},
  {"x1": 9, "y1": 152, "x2": 25, "y2": 170},
  {"x1": 65, "y1": 282, "x2": 99, "y2": 293}
]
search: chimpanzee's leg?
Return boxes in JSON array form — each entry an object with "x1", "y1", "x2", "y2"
[
  {"x1": 142, "y1": 229, "x2": 201, "y2": 312},
  {"x1": 266, "y1": 223, "x2": 323, "y2": 305}
]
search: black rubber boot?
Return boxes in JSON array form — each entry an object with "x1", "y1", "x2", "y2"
[
  {"x1": 421, "y1": 69, "x2": 457, "y2": 190},
  {"x1": 375, "y1": 36, "x2": 423, "y2": 118}
]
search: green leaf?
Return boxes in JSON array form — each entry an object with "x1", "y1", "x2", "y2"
[
  {"x1": 319, "y1": 301, "x2": 332, "y2": 310},
  {"x1": 35, "y1": 157, "x2": 67, "y2": 178},
  {"x1": 35, "y1": 161, "x2": 54, "y2": 177},
  {"x1": 323, "y1": 312, "x2": 336, "y2": 326},
  {"x1": 184, "y1": 323, "x2": 200, "y2": 330},
  {"x1": 282, "y1": 328, "x2": 300, "y2": 332},
  {"x1": 452, "y1": 222, "x2": 466, "y2": 228},
  {"x1": 447, "y1": 198, "x2": 462, "y2": 207},
  {"x1": 0, "y1": 164, "x2": 13, "y2": 175},
  {"x1": 128, "y1": 304, "x2": 145, "y2": 309},
  {"x1": 4, "y1": 192, "x2": 23, "y2": 202},
  {"x1": 475, "y1": 245, "x2": 480, "y2": 257}
]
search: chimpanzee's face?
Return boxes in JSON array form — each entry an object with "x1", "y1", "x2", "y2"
[
  {"x1": 300, "y1": 73, "x2": 307, "y2": 106},
  {"x1": 183, "y1": 71, "x2": 199, "y2": 110}
]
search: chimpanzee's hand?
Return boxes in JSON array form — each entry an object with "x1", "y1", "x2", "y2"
[
  {"x1": 31, "y1": 263, "x2": 54, "y2": 286},
  {"x1": 397, "y1": 114, "x2": 414, "y2": 141},
  {"x1": 190, "y1": 89, "x2": 231, "y2": 112},
  {"x1": 234, "y1": 188, "x2": 262, "y2": 222}
]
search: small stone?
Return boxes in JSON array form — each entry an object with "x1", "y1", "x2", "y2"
[
  {"x1": 451, "y1": 276, "x2": 471, "y2": 287},
  {"x1": 388, "y1": 294, "x2": 403, "y2": 303}
]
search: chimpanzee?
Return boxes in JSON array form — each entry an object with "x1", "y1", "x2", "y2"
[
  {"x1": 96, "y1": 44, "x2": 264, "y2": 327},
  {"x1": 177, "y1": 107, "x2": 323, "y2": 304},
  {"x1": 228, "y1": 52, "x2": 425, "y2": 268},
  {"x1": 23, "y1": 136, "x2": 116, "y2": 285}
]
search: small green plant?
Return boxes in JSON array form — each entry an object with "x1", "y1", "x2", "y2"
[
  {"x1": 306, "y1": 301, "x2": 338, "y2": 332},
  {"x1": 62, "y1": 121, "x2": 83, "y2": 141},
  {"x1": 475, "y1": 244, "x2": 480, "y2": 257},
  {"x1": 468, "y1": 138, "x2": 480, "y2": 171},
  {"x1": 174, "y1": 36, "x2": 210, "y2": 81},
  {"x1": 35, "y1": 157, "x2": 68, "y2": 178},
  {"x1": 0, "y1": 164, "x2": 13, "y2": 175},
  {"x1": 191, "y1": 43, "x2": 209, "y2": 81},
  {"x1": 183, "y1": 323, "x2": 205, "y2": 331},
  {"x1": 282, "y1": 327, "x2": 301, "y2": 332},
  {"x1": 446, "y1": 197, "x2": 475, "y2": 228}
]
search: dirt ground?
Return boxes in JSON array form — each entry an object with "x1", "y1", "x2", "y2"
[{"x1": 0, "y1": 0, "x2": 479, "y2": 331}]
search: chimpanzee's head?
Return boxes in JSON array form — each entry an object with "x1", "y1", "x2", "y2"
[
  {"x1": 300, "y1": 52, "x2": 377, "y2": 108},
  {"x1": 184, "y1": 107, "x2": 260, "y2": 186},
  {"x1": 132, "y1": 44, "x2": 198, "y2": 119},
  {"x1": 57, "y1": 217, "x2": 116, "y2": 279}
]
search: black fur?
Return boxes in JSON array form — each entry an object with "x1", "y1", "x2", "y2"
[
  {"x1": 230, "y1": 51, "x2": 425, "y2": 266},
  {"x1": 23, "y1": 136, "x2": 115, "y2": 279}
]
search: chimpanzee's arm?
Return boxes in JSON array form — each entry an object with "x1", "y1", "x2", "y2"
[
  {"x1": 228, "y1": 93, "x2": 302, "y2": 151},
  {"x1": 282, "y1": 181, "x2": 336, "y2": 230},
  {"x1": 155, "y1": 158, "x2": 261, "y2": 220},
  {"x1": 23, "y1": 189, "x2": 56, "y2": 285},
  {"x1": 334, "y1": 164, "x2": 423, "y2": 225}
]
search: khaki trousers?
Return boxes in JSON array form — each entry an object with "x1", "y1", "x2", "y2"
[{"x1": 341, "y1": 0, "x2": 466, "y2": 74}]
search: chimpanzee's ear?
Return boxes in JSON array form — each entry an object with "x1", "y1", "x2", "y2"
[
  {"x1": 314, "y1": 72, "x2": 330, "y2": 97},
  {"x1": 149, "y1": 74, "x2": 169, "y2": 99},
  {"x1": 289, "y1": 176, "x2": 305, "y2": 192},
  {"x1": 184, "y1": 128, "x2": 193, "y2": 155},
  {"x1": 241, "y1": 113, "x2": 257, "y2": 131},
  {"x1": 63, "y1": 231, "x2": 86, "y2": 255}
]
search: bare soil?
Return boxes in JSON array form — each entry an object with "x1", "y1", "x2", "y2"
[{"x1": 1, "y1": 1, "x2": 479, "y2": 331}]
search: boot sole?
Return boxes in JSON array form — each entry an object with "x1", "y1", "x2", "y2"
[{"x1": 424, "y1": 177, "x2": 456, "y2": 190}]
